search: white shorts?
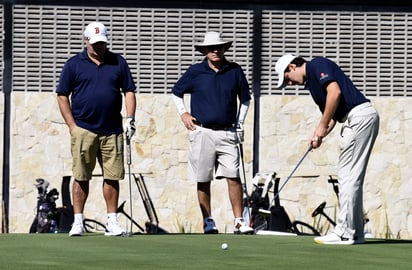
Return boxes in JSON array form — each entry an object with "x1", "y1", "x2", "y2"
[{"x1": 187, "y1": 126, "x2": 239, "y2": 182}]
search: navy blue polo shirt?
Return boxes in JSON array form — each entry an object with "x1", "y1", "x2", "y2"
[
  {"x1": 305, "y1": 57, "x2": 369, "y2": 123},
  {"x1": 56, "y1": 48, "x2": 136, "y2": 134},
  {"x1": 172, "y1": 59, "x2": 251, "y2": 126}
]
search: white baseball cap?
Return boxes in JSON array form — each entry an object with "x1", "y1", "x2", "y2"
[
  {"x1": 84, "y1": 22, "x2": 108, "y2": 44},
  {"x1": 275, "y1": 54, "x2": 296, "y2": 89}
]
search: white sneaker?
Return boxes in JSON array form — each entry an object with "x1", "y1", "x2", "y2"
[
  {"x1": 105, "y1": 219, "x2": 125, "y2": 236},
  {"x1": 69, "y1": 222, "x2": 84, "y2": 236},
  {"x1": 203, "y1": 218, "x2": 218, "y2": 234},
  {"x1": 233, "y1": 218, "x2": 254, "y2": 234},
  {"x1": 314, "y1": 233, "x2": 354, "y2": 245}
]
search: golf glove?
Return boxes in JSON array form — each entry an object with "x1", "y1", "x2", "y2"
[
  {"x1": 125, "y1": 117, "x2": 136, "y2": 140},
  {"x1": 236, "y1": 122, "x2": 244, "y2": 144}
]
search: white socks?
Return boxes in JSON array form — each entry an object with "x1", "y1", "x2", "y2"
[
  {"x1": 74, "y1": 213, "x2": 84, "y2": 224},
  {"x1": 107, "y1": 213, "x2": 118, "y2": 222},
  {"x1": 234, "y1": 217, "x2": 244, "y2": 224}
]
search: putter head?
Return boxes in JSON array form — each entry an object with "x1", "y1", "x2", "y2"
[{"x1": 122, "y1": 231, "x2": 133, "y2": 237}]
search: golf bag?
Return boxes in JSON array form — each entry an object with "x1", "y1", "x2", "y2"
[
  {"x1": 57, "y1": 176, "x2": 74, "y2": 232},
  {"x1": 249, "y1": 173, "x2": 273, "y2": 230},
  {"x1": 268, "y1": 177, "x2": 292, "y2": 232},
  {"x1": 29, "y1": 177, "x2": 74, "y2": 233},
  {"x1": 251, "y1": 173, "x2": 293, "y2": 232},
  {"x1": 29, "y1": 179, "x2": 60, "y2": 233},
  {"x1": 249, "y1": 181, "x2": 270, "y2": 230}
]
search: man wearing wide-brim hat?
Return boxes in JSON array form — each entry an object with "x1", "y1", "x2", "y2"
[
  {"x1": 194, "y1": 31, "x2": 233, "y2": 55},
  {"x1": 172, "y1": 31, "x2": 254, "y2": 234}
]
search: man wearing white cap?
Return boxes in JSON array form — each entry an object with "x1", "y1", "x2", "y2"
[
  {"x1": 172, "y1": 31, "x2": 254, "y2": 234},
  {"x1": 274, "y1": 54, "x2": 379, "y2": 244},
  {"x1": 56, "y1": 22, "x2": 137, "y2": 236}
]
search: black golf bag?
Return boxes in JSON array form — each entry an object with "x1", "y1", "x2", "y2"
[
  {"x1": 29, "y1": 177, "x2": 74, "y2": 233},
  {"x1": 250, "y1": 173, "x2": 292, "y2": 232},
  {"x1": 268, "y1": 177, "x2": 292, "y2": 232},
  {"x1": 29, "y1": 179, "x2": 60, "y2": 233},
  {"x1": 57, "y1": 176, "x2": 74, "y2": 233},
  {"x1": 249, "y1": 182, "x2": 270, "y2": 230}
]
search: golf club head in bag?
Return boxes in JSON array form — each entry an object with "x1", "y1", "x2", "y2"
[
  {"x1": 30, "y1": 179, "x2": 60, "y2": 233},
  {"x1": 35, "y1": 178, "x2": 49, "y2": 200},
  {"x1": 247, "y1": 172, "x2": 278, "y2": 229}
]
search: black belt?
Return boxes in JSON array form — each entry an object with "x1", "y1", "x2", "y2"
[{"x1": 196, "y1": 122, "x2": 233, "y2": 130}]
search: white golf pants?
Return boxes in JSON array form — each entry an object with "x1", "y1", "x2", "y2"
[{"x1": 334, "y1": 102, "x2": 379, "y2": 240}]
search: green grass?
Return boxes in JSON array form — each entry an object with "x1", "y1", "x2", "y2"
[{"x1": 0, "y1": 233, "x2": 411, "y2": 270}]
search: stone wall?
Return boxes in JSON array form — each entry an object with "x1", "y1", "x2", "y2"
[{"x1": 2, "y1": 92, "x2": 411, "y2": 239}]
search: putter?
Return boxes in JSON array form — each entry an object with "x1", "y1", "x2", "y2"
[
  {"x1": 123, "y1": 136, "x2": 133, "y2": 237},
  {"x1": 237, "y1": 135, "x2": 252, "y2": 225},
  {"x1": 259, "y1": 145, "x2": 313, "y2": 216}
]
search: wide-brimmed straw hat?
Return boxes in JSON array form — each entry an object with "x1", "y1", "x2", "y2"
[{"x1": 194, "y1": 31, "x2": 233, "y2": 54}]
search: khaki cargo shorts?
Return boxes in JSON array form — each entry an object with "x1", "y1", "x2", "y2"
[{"x1": 70, "y1": 126, "x2": 125, "y2": 181}]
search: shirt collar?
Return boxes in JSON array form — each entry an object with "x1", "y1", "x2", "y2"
[
  {"x1": 201, "y1": 57, "x2": 230, "y2": 72},
  {"x1": 303, "y1": 61, "x2": 310, "y2": 89},
  {"x1": 80, "y1": 47, "x2": 109, "y2": 63}
]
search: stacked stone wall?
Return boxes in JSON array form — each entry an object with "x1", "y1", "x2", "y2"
[{"x1": 2, "y1": 93, "x2": 411, "y2": 239}]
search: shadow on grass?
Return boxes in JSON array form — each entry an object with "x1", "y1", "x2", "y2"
[{"x1": 364, "y1": 238, "x2": 412, "y2": 244}]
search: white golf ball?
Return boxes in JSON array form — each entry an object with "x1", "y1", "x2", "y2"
[{"x1": 221, "y1": 243, "x2": 229, "y2": 250}]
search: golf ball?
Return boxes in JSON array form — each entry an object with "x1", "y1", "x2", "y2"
[{"x1": 221, "y1": 243, "x2": 229, "y2": 250}]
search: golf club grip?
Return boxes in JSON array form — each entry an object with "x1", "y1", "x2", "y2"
[{"x1": 126, "y1": 137, "x2": 131, "y2": 165}]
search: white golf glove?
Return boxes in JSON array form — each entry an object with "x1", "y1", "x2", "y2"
[
  {"x1": 236, "y1": 122, "x2": 244, "y2": 144},
  {"x1": 125, "y1": 117, "x2": 136, "y2": 140}
]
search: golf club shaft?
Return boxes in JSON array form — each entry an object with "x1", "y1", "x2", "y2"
[
  {"x1": 238, "y1": 142, "x2": 252, "y2": 224},
  {"x1": 270, "y1": 145, "x2": 313, "y2": 205},
  {"x1": 238, "y1": 143, "x2": 249, "y2": 198},
  {"x1": 126, "y1": 137, "x2": 133, "y2": 233}
]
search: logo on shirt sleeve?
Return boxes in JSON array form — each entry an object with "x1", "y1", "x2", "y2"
[{"x1": 319, "y1": 72, "x2": 329, "y2": 80}]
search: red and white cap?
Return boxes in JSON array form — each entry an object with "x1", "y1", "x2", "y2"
[{"x1": 84, "y1": 22, "x2": 108, "y2": 44}]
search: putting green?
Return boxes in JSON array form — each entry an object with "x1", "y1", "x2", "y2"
[{"x1": 0, "y1": 234, "x2": 410, "y2": 270}]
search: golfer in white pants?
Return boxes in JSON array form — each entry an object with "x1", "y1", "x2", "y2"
[
  {"x1": 336, "y1": 102, "x2": 379, "y2": 242},
  {"x1": 274, "y1": 54, "x2": 379, "y2": 245}
]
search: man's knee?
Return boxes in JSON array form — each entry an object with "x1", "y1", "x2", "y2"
[{"x1": 197, "y1": 181, "x2": 211, "y2": 192}]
